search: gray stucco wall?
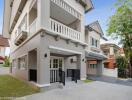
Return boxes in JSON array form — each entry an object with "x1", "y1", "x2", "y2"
[
  {"x1": 11, "y1": 34, "x2": 41, "y2": 81},
  {"x1": 11, "y1": 32, "x2": 87, "y2": 86}
]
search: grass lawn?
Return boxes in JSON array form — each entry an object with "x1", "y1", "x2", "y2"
[
  {"x1": 84, "y1": 79, "x2": 93, "y2": 83},
  {"x1": 0, "y1": 75, "x2": 39, "y2": 97}
]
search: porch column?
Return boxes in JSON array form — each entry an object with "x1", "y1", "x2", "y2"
[
  {"x1": 97, "y1": 60, "x2": 103, "y2": 76},
  {"x1": 38, "y1": 0, "x2": 50, "y2": 29},
  {"x1": 77, "y1": 54, "x2": 86, "y2": 80},
  {"x1": 37, "y1": 44, "x2": 50, "y2": 86}
]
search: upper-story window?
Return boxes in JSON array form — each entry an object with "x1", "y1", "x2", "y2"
[
  {"x1": 91, "y1": 37, "x2": 99, "y2": 48},
  {"x1": 18, "y1": 55, "x2": 27, "y2": 70}
]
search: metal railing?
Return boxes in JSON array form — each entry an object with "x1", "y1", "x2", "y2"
[{"x1": 50, "y1": 69, "x2": 65, "y2": 85}]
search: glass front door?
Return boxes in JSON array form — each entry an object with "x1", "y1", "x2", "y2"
[
  {"x1": 50, "y1": 56, "x2": 64, "y2": 83},
  {"x1": 50, "y1": 56, "x2": 64, "y2": 71}
]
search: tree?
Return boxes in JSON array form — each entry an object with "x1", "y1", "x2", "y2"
[
  {"x1": 3, "y1": 56, "x2": 11, "y2": 67},
  {"x1": 107, "y1": 0, "x2": 132, "y2": 77},
  {"x1": 116, "y1": 56, "x2": 127, "y2": 78}
]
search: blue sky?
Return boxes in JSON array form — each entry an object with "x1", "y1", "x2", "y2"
[
  {"x1": 0, "y1": 0, "x2": 119, "y2": 44},
  {"x1": 0, "y1": 0, "x2": 4, "y2": 34},
  {"x1": 85, "y1": 0, "x2": 119, "y2": 44}
]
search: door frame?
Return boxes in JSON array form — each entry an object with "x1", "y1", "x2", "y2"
[{"x1": 50, "y1": 56, "x2": 64, "y2": 71}]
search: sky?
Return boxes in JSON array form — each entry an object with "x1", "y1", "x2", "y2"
[
  {"x1": 0, "y1": 0, "x2": 120, "y2": 55},
  {"x1": 85, "y1": 0, "x2": 119, "y2": 45},
  {"x1": 0, "y1": 0, "x2": 4, "y2": 34}
]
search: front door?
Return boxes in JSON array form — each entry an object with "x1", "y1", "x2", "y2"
[
  {"x1": 50, "y1": 56, "x2": 64, "y2": 83},
  {"x1": 50, "y1": 56, "x2": 64, "y2": 71}
]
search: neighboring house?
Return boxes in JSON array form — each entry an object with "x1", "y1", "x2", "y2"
[
  {"x1": 3, "y1": 0, "x2": 105, "y2": 90},
  {"x1": 0, "y1": 35, "x2": 9, "y2": 64},
  {"x1": 85, "y1": 21, "x2": 107, "y2": 76},
  {"x1": 101, "y1": 43, "x2": 120, "y2": 77}
]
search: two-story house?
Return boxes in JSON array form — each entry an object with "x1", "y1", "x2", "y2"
[
  {"x1": 3, "y1": 0, "x2": 106, "y2": 90},
  {"x1": 0, "y1": 35, "x2": 9, "y2": 64},
  {"x1": 85, "y1": 21, "x2": 107, "y2": 76},
  {"x1": 101, "y1": 43, "x2": 120, "y2": 77}
]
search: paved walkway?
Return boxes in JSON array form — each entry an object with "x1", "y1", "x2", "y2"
[
  {"x1": 23, "y1": 81, "x2": 132, "y2": 100},
  {"x1": 0, "y1": 65, "x2": 10, "y2": 75},
  {"x1": 88, "y1": 75, "x2": 132, "y2": 86}
]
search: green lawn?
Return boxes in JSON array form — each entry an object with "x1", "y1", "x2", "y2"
[
  {"x1": 0, "y1": 75, "x2": 39, "y2": 97},
  {"x1": 84, "y1": 79, "x2": 93, "y2": 83}
]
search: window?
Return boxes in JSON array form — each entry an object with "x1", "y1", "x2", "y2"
[
  {"x1": 59, "y1": 59, "x2": 62, "y2": 69},
  {"x1": 18, "y1": 55, "x2": 27, "y2": 70},
  {"x1": 104, "y1": 63, "x2": 109, "y2": 68},
  {"x1": 53, "y1": 59, "x2": 58, "y2": 68},
  {"x1": 91, "y1": 37, "x2": 99, "y2": 48},
  {"x1": 92, "y1": 38, "x2": 94, "y2": 46},
  {"x1": 95, "y1": 40, "x2": 98, "y2": 47},
  {"x1": 50, "y1": 60, "x2": 51, "y2": 68},
  {"x1": 12, "y1": 59, "x2": 17, "y2": 68},
  {"x1": 90, "y1": 64, "x2": 97, "y2": 69}
]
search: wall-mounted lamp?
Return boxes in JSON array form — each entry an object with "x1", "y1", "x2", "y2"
[
  {"x1": 82, "y1": 59, "x2": 85, "y2": 62},
  {"x1": 70, "y1": 58, "x2": 73, "y2": 63},
  {"x1": 44, "y1": 53, "x2": 47, "y2": 58}
]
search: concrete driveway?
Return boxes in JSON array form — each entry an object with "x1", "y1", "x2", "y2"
[
  {"x1": 24, "y1": 81, "x2": 132, "y2": 100},
  {"x1": 88, "y1": 75, "x2": 132, "y2": 86},
  {"x1": 0, "y1": 65, "x2": 9, "y2": 75}
]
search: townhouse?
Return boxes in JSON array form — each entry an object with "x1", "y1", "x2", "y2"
[
  {"x1": 101, "y1": 43, "x2": 120, "y2": 77},
  {"x1": 85, "y1": 21, "x2": 107, "y2": 76},
  {"x1": 3, "y1": 0, "x2": 106, "y2": 90}
]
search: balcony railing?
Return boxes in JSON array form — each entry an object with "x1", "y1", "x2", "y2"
[
  {"x1": 14, "y1": 30, "x2": 27, "y2": 46},
  {"x1": 51, "y1": 0, "x2": 81, "y2": 20},
  {"x1": 29, "y1": 19, "x2": 37, "y2": 36},
  {"x1": 50, "y1": 18, "x2": 81, "y2": 41},
  {"x1": 10, "y1": 0, "x2": 27, "y2": 33}
]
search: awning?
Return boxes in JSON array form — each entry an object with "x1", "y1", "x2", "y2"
[
  {"x1": 0, "y1": 56, "x2": 4, "y2": 61},
  {"x1": 85, "y1": 51, "x2": 107, "y2": 60},
  {"x1": 0, "y1": 35, "x2": 9, "y2": 47}
]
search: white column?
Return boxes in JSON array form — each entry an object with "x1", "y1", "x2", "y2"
[
  {"x1": 97, "y1": 60, "x2": 103, "y2": 76},
  {"x1": 110, "y1": 47, "x2": 114, "y2": 55},
  {"x1": 38, "y1": 0, "x2": 50, "y2": 30},
  {"x1": 37, "y1": 39, "x2": 50, "y2": 85},
  {"x1": 77, "y1": 54, "x2": 86, "y2": 80}
]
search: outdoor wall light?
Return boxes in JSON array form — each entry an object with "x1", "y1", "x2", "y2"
[
  {"x1": 82, "y1": 59, "x2": 85, "y2": 62},
  {"x1": 44, "y1": 53, "x2": 47, "y2": 58},
  {"x1": 70, "y1": 58, "x2": 73, "y2": 63}
]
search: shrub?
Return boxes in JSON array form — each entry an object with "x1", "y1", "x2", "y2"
[
  {"x1": 116, "y1": 56, "x2": 127, "y2": 78},
  {"x1": 3, "y1": 56, "x2": 11, "y2": 67}
]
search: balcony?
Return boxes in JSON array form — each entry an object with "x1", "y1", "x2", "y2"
[
  {"x1": 10, "y1": 0, "x2": 27, "y2": 33},
  {"x1": 50, "y1": 18, "x2": 81, "y2": 41},
  {"x1": 77, "y1": 0, "x2": 93, "y2": 12},
  {"x1": 51, "y1": 0, "x2": 81, "y2": 20},
  {"x1": 14, "y1": 30, "x2": 27, "y2": 46}
]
